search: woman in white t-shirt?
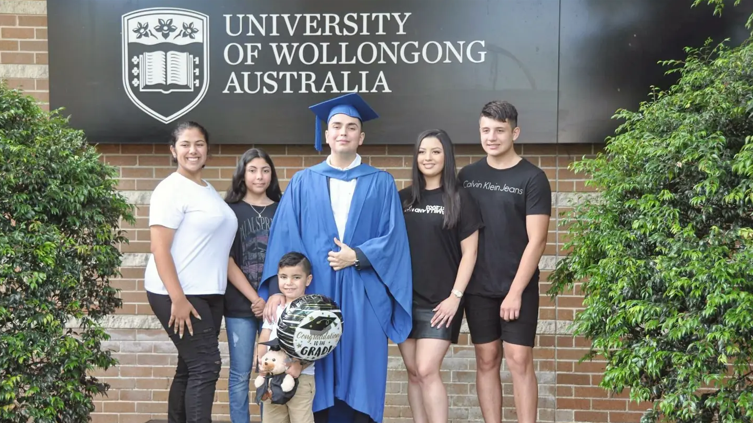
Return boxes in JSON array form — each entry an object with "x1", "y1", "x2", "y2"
[{"x1": 144, "y1": 121, "x2": 238, "y2": 422}]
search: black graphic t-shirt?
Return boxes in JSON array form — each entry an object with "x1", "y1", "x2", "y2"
[
  {"x1": 458, "y1": 158, "x2": 551, "y2": 297},
  {"x1": 398, "y1": 187, "x2": 483, "y2": 308},
  {"x1": 225, "y1": 201, "x2": 279, "y2": 318}
]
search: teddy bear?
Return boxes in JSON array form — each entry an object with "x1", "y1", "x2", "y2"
[{"x1": 254, "y1": 346, "x2": 299, "y2": 405}]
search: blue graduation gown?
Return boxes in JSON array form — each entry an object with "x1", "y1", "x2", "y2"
[{"x1": 259, "y1": 161, "x2": 413, "y2": 423}]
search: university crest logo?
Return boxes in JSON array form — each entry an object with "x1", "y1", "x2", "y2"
[{"x1": 121, "y1": 8, "x2": 209, "y2": 124}]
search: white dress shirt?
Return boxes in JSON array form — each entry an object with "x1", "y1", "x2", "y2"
[{"x1": 326, "y1": 154, "x2": 361, "y2": 240}]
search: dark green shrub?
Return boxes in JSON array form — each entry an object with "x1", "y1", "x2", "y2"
[
  {"x1": 550, "y1": 3, "x2": 753, "y2": 420},
  {"x1": 0, "y1": 84, "x2": 134, "y2": 422}
]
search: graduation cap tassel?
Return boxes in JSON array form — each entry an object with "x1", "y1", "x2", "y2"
[{"x1": 314, "y1": 117, "x2": 323, "y2": 152}]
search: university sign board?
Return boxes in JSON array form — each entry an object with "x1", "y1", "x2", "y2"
[{"x1": 48, "y1": 0, "x2": 752, "y2": 145}]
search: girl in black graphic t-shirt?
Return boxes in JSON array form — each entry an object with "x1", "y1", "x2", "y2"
[
  {"x1": 398, "y1": 129, "x2": 483, "y2": 423},
  {"x1": 224, "y1": 148, "x2": 282, "y2": 423}
]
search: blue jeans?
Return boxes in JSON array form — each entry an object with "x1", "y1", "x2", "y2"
[{"x1": 226, "y1": 316, "x2": 262, "y2": 423}]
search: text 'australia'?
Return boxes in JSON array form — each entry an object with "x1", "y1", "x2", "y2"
[{"x1": 223, "y1": 70, "x2": 390, "y2": 94}]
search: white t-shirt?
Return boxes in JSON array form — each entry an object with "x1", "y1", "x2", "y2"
[
  {"x1": 263, "y1": 304, "x2": 316, "y2": 376},
  {"x1": 144, "y1": 172, "x2": 238, "y2": 296}
]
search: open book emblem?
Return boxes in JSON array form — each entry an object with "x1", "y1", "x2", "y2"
[{"x1": 122, "y1": 8, "x2": 209, "y2": 124}]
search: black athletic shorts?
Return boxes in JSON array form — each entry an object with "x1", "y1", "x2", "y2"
[{"x1": 463, "y1": 281, "x2": 539, "y2": 347}]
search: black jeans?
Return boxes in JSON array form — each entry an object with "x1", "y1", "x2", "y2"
[{"x1": 148, "y1": 292, "x2": 224, "y2": 423}]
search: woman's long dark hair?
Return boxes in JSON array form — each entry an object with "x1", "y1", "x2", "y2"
[
  {"x1": 225, "y1": 148, "x2": 282, "y2": 204},
  {"x1": 404, "y1": 129, "x2": 461, "y2": 229}
]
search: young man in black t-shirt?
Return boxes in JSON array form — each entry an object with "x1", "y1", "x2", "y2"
[{"x1": 458, "y1": 101, "x2": 551, "y2": 423}]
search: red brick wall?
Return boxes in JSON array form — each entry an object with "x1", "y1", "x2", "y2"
[{"x1": 1, "y1": 2, "x2": 651, "y2": 422}]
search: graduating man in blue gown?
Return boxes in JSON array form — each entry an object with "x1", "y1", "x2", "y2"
[{"x1": 258, "y1": 93, "x2": 413, "y2": 423}]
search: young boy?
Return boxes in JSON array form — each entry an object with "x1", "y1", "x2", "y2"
[{"x1": 256, "y1": 252, "x2": 316, "y2": 423}]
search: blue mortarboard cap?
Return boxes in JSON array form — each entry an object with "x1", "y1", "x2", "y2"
[{"x1": 309, "y1": 93, "x2": 379, "y2": 152}]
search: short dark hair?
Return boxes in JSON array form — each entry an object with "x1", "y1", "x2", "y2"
[
  {"x1": 328, "y1": 115, "x2": 364, "y2": 132},
  {"x1": 278, "y1": 252, "x2": 312, "y2": 275},
  {"x1": 480, "y1": 101, "x2": 518, "y2": 128}
]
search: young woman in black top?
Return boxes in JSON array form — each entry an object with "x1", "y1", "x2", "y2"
[
  {"x1": 224, "y1": 148, "x2": 282, "y2": 423},
  {"x1": 398, "y1": 129, "x2": 483, "y2": 423}
]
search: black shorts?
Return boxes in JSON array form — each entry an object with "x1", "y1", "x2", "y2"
[
  {"x1": 463, "y1": 283, "x2": 539, "y2": 347},
  {"x1": 408, "y1": 305, "x2": 463, "y2": 344}
]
